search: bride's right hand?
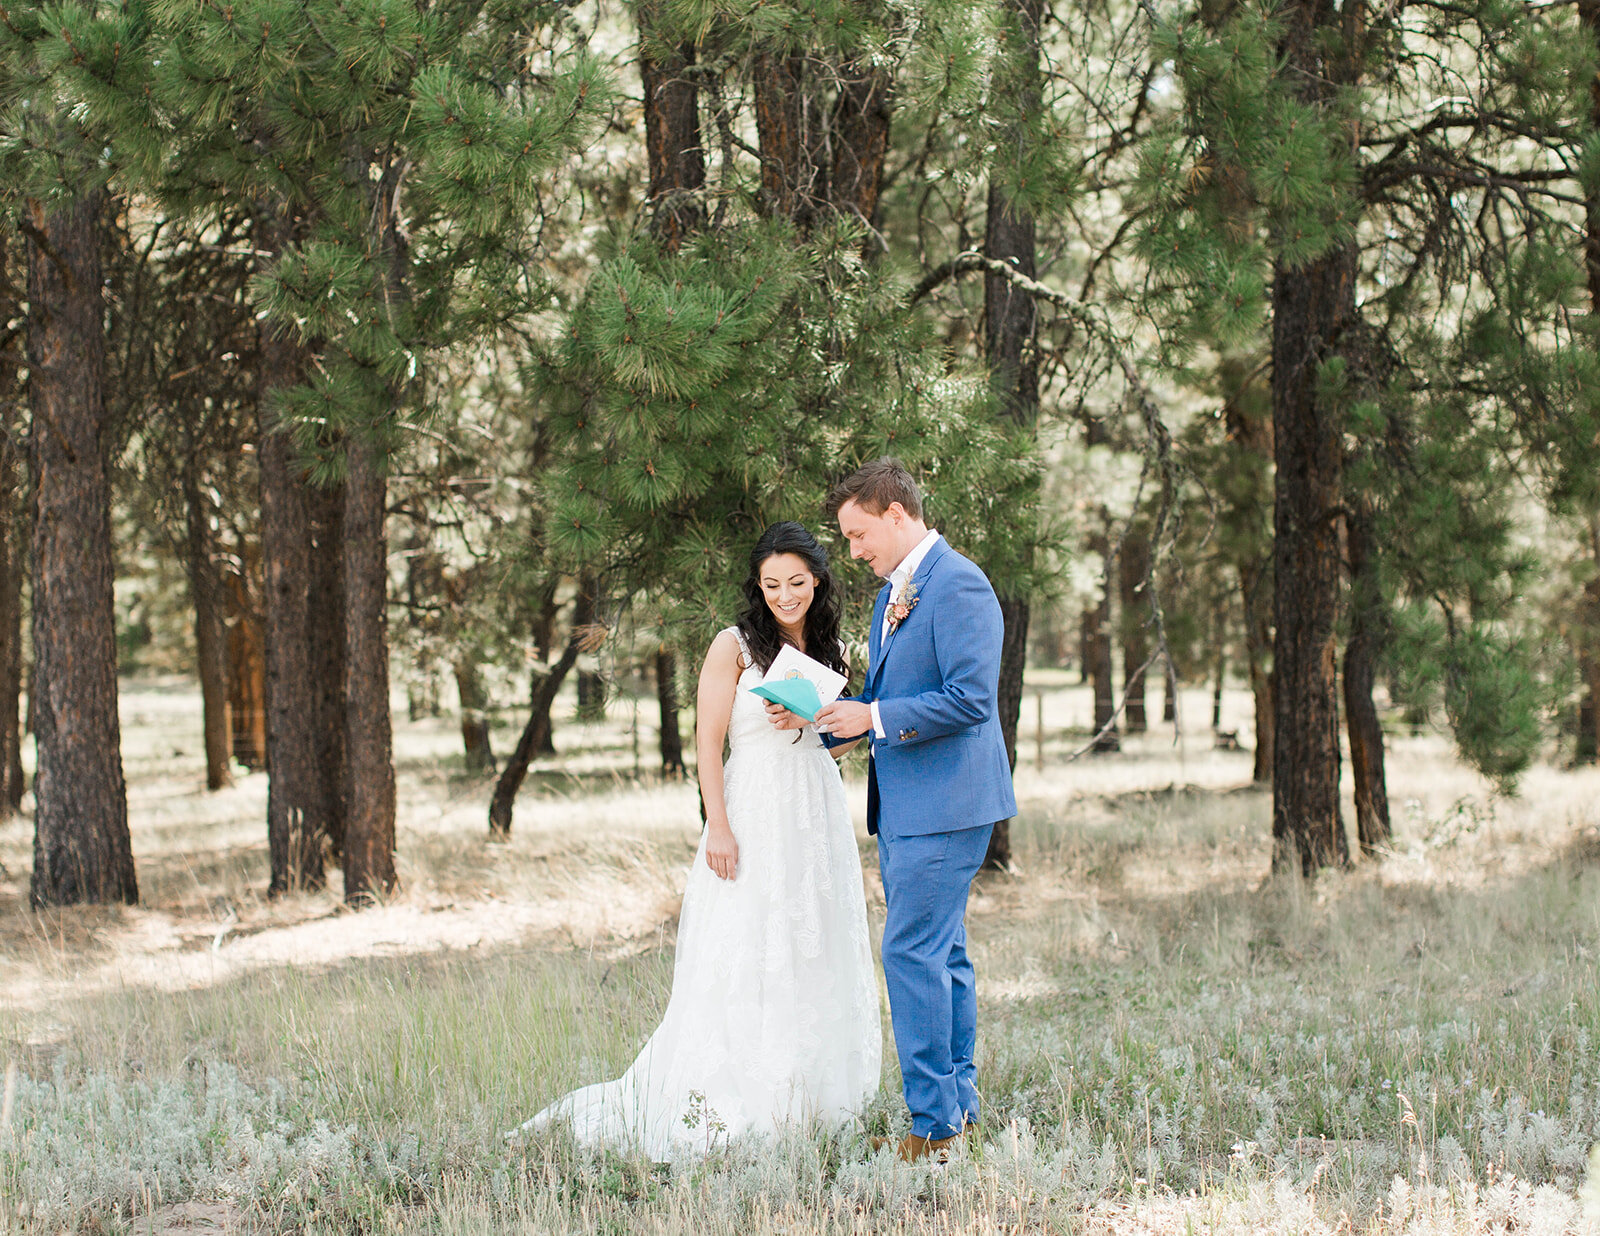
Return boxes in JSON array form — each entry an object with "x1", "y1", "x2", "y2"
[{"x1": 706, "y1": 825, "x2": 739, "y2": 881}]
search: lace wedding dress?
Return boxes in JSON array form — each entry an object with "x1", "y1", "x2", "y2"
[{"x1": 515, "y1": 630, "x2": 882, "y2": 1159}]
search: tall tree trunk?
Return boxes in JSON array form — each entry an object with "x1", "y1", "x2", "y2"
[
  {"x1": 455, "y1": 656, "x2": 495, "y2": 774},
  {"x1": 1121, "y1": 528, "x2": 1150, "y2": 734},
  {"x1": 0, "y1": 227, "x2": 27, "y2": 817},
  {"x1": 655, "y1": 647, "x2": 684, "y2": 777},
  {"x1": 25, "y1": 189, "x2": 136, "y2": 908},
  {"x1": 981, "y1": 0, "x2": 1043, "y2": 867},
  {"x1": 753, "y1": 52, "x2": 819, "y2": 227},
  {"x1": 183, "y1": 461, "x2": 234, "y2": 790},
  {"x1": 1211, "y1": 638, "x2": 1225, "y2": 731},
  {"x1": 0, "y1": 515, "x2": 23, "y2": 814},
  {"x1": 637, "y1": 12, "x2": 697, "y2": 786},
  {"x1": 1088, "y1": 526, "x2": 1119, "y2": 754},
  {"x1": 1241, "y1": 562, "x2": 1274, "y2": 784},
  {"x1": 1344, "y1": 499, "x2": 1391, "y2": 856},
  {"x1": 1163, "y1": 664, "x2": 1177, "y2": 724},
  {"x1": 1578, "y1": 2, "x2": 1600, "y2": 765},
  {"x1": 341, "y1": 433, "x2": 396, "y2": 903},
  {"x1": 1580, "y1": 520, "x2": 1600, "y2": 765},
  {"x1": 574, "y1": 572, "x2": 605, "y2": 720},
  {"x1": 639, "y1": 5, "x2": 705, "y2": 248},
  {"x1": 223, "y1": 557, "x2": 268, "y2": 771},
  {"x1": 307, "y1": 481, "x2": 346, "y2": 859},
  {"x1": 1269, "y1": 0, "x2": 1360, "y2": 876},
  {"x1": 529, "y1": 590, "x2": 560, "y2": 756},
  {"x1": 490, "y1": 621, "x2": 583, "y2": 835},
  {"x1": 255, "y1": 202, "x2": 325, "y2": 895},
  {"x1": 829, "y1": 65, "x2": 893, "y2": 236}
]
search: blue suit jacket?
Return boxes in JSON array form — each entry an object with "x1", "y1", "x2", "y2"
[{"x1": 851, "y1": 537, "x2": 1016, "y2": 837}]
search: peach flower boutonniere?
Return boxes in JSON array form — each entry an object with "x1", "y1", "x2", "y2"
[{"x1": 887, "y1": 581, "x2": 921, "y2": 636}]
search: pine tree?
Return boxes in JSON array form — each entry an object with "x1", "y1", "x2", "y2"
[
  {"x1": 531, "y1": 0, "x2": 1043, "y2": 735},
  {"x1": 28, "y1": 0, "x2": 609, "y2": 898},
  {"x1": 0, "y1": 11, "x2": 138, "y2": 904},
  {"x1": 1136, "y1": 0, "x2": 1593, "y2": 870}
]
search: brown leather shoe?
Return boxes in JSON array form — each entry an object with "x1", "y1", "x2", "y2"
[{"x1": 895, "y1": 1132, "x2": 960, "y2": 1164}]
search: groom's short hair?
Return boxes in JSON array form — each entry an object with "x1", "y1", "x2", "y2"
[{"x1": 826, "y1": 457, "x2": 924, "y2": 521}]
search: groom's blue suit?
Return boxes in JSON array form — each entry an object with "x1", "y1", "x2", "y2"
[{"x1": 855, "y1": 535, "x2": 1016, "y2": 1142}]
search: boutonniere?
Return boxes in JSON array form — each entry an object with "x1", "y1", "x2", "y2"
[{"x1": 887, "y1": 580, "x2": 921, "y2": 635}]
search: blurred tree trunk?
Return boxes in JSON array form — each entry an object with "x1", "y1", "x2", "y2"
[
  {"x1": 1211, "y1": 639, "x2": 1225, "y2": 730},
  {"x1": 656, "y1": 648, "x2": 684, "y2": 777},
  {"x1": 1086, "y1": 415, "x2": 1119, "y2": 754},
  {"x1": 638, "y1": 3, "x2": 696, "y2": 786},
  {"x1": 574, "y1": 572, "x2": 605, "y2": 720},
  {"x1": 341, "y1": 432, "x2": 396, "y2": 902},
  {"x1": 455, "y1": 656, "x2": 495, "y2": 774},
  {"x1": 223, "y1": 553, "x2": 268, "y2": 771},
  {"x1": 1087, "y1": 526, "x2": 1118, "y2": 753},
  {"x1": 1120, "y1": 528, "x2": 1149, "y2": 734},
  {"x1": 1578, "y1": 0, "x2": 1600, "y2": 763},
  {"x1": 639, "y1": 2, "x2": 704, "y2": 248},
  {"x1": 830, "y1": 64, "x2": 893, "y2": 239},
  {"x1": 981, "y1": 0, "x2": 1044, "y2": 868},
  {"x1": 0, "y1": 513, "x2": 23, "y2": 815},
  {"x1": 339, "y1": 150, "x2": 406, "y2": 906},
  {"x1": 490, "y1": 611, "x2": 583, "y2": 835},
  {"x1": 1578, "y1": 519, "x2": 1600, "y2": 765},
  {"x1": 754, "y1": 52, "x2": 818, "y2": 227},
  {"x1": 1219, "y1": 353, "x2": 1275, "y2": 785},
  {"x1": 529, "y1": 589, "x2": 560, "y2": 756},
  {"x1": 1241, "y1": 562, "x2": 1274, "y2": 784},
  {"x1": 24, "y1": 188, "x2": 136, "y2": 908},
  {"x1": 255, "y1": 201, "x2": 325, "y2": 895},
  {"x1": 1162, "y1": 665, "x2": 1176, "y2": 724},
  {"x1": 1270, "y1": 0, "x2": 1356, "y2": 875},
  {"x1": 0, "y1": 227, "x2": 27, "y2": 817},
  {"x1": 307, "y1": 482, "x2": 346, "y2": 859},
  {"x1": 182, "y1": 454, "x2": 234, "y2": 790},
  {"x1": 1344, "y1": 498, "x2": 1391, "y2": 856}
]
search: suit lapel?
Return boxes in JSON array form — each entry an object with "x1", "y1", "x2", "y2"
[
  {"x1": 868, "y1": 537, "x2": 949, "y2": 692},
  {"x1": 867, "y1": 585, "x2": 890, "y2": 685}
]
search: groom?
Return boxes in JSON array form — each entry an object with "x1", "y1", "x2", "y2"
[{"x1": 776, "y1": 457, "x2": 1016, "y2": 1164}]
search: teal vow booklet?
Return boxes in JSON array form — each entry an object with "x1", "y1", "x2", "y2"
[
  {"x1": 749, "y1": 676, "x2": 825, "y2": 721},
  {"x1": 747, "y1": 644, "x2": 847, "y2": 723}
]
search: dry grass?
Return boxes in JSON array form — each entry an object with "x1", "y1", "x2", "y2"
[{"x1": 1, "y1": 678, "x2": 1599, "y2": 1234}]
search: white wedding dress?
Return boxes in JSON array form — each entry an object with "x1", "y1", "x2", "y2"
[{"x1": 516, "y1": 630, "x2": 882, "y2": 1159}]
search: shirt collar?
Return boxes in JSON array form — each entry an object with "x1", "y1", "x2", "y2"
[{"x1": 889, "y1": 529, "x2": 941, "y2": 593}]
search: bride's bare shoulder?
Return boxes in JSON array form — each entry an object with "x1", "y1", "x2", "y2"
[{"x1": 703, "y1": 627, "x2": 747, "y2": 673}]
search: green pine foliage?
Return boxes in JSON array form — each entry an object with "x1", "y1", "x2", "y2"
[
  {"x1": 11, "y1": 0, "x2": 611, "y2": 464},
  {"x1": 539, "y1": 216, "x2": 1039, "y2": 656},
  {"x1": 1132, "y1": 0, "x2": 1600, "y2": 787}
]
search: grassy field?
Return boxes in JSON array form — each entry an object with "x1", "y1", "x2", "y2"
[{"x1": 2, "y1": 675, "x2": 1599, "y2": 1233}]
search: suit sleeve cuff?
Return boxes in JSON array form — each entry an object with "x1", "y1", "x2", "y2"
[{"x1": 871, "y1": 701, "x2": 886, "y2": 740}]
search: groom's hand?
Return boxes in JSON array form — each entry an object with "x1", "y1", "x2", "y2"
[
  {"x1": 814, "y1": 700, "x2": 872, "y2": 740},
  {"x1": 764, "y1": 701, "x2": 809, "y2": 731}
]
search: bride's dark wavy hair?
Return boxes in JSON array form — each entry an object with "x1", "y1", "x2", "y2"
[{"x1": 735, "y1": 522, "x2": 849, "y2": 680}]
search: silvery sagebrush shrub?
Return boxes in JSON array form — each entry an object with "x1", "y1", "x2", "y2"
[{"x1": 0, "y1": 1060, "x2": 381, "y2": 1226}]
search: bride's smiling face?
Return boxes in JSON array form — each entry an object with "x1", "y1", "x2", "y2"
[{"x1": 759, "y1": 553, "x2": 817, "y2": 631}]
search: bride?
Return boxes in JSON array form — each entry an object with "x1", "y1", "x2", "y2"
[{"x1": 512, "y1": 522, "x2": 882, "y2": 1158}]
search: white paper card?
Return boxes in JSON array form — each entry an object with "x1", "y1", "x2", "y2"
[{"x1": 761, "y1": 643, "x2": 847, "y2": 708}]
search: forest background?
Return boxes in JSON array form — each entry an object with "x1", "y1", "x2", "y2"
[{"x1": 4, "y1": 0, "x2": 1600, "y2": 1231}]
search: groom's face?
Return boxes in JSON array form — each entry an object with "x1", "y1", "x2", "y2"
[{"x1": 836, "y1": 499, "x2": 910, "y2": 579}]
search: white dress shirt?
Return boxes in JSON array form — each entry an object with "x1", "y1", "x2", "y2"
[{"x1": 871, "y1": 529, "x2": 941, "y2": 740}]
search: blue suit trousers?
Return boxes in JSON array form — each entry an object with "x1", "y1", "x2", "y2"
[{"x1": 876, "y1": 821, "x2": 993, "y2": 1141}]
